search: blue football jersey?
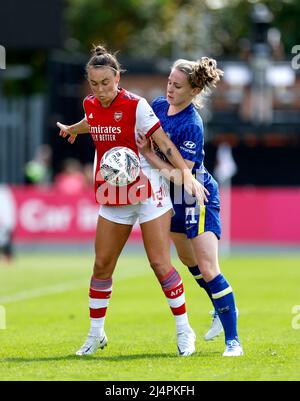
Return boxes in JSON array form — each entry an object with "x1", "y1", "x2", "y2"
[
  {"x1": 152, "y1": 97, "x2": 215, "y2": 190},
  {"x1": 152, "y1": 97, "x2": 221, "y2": 238}
]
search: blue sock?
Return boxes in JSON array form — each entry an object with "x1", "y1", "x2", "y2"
[
  {"x1": 188, "y1": 266, "x2": 216, "y2": 311},
  {"x1": 206, "y1": 274, "x2": 239, "y2": 343}
]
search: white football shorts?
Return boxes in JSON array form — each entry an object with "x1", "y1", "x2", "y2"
[{"x1": 99, "y1": 171, "x2": 173, "y2": 225}]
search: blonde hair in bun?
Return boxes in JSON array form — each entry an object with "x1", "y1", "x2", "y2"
[{"x1": 172, "y1": 57, "x2": 223, "y2": 108}]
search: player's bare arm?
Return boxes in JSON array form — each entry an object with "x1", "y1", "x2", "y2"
[
  {"x1": 56, "y1": 118, "x2": 89, "y2": 144},
  {"x1": 137, "y1": 133, "x2": 209, "y2": 203},
  {"x1": 140, "y1": 129, "x2": 209, "y2": 204},
  {"x1": 137, "y1": 133, "x2": 198, "y2": 180},
  {"x1": 137, "y1": 134, "x2": 184, "y2": 185}
]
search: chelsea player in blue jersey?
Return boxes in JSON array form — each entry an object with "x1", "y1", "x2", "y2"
[{"x1": 137, "y1": 57, "x2": 243, "y2": 356}]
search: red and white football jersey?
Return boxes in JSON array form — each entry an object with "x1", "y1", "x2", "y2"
[{"x1": 83, "y1": 88, "x2": 161, "y2": 205}]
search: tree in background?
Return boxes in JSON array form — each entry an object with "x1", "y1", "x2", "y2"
[
  {"x1": 65, "y1": 0, "x2": 213, "y2": 58},
  {"x1": 65, "y1": 0, "x2": 157, "y2": 53},
  {"x1": 66, "y1": 0, "x2": 299, "y2": 59},
  {"x1": 204, "y1": 0, "x2": 300, "y2": 58}
]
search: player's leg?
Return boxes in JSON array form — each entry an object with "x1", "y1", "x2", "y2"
[
  {"x1": 171, "y1": 201, "x2": 222, "y2": 340},
  {"x1": 140, "y1": 210, "x2": 195, "y2": 356},
  {"x1": 170, "y1": 232, "x2": 215, "y2": 307},
  {"x1": 76, "y1": 213, "x2": 133, "y2": 356},
  {"x1": 185, "y1": 175, "x2": 242, "y2": 355},
  {"x1": 170, "y1": 231, "x2": 222, "y2": 340},
  {"x1": 190, "y1": 230, "x2": 243, "y2": 356}
]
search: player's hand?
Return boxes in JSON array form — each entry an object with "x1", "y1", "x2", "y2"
[
  {"x1": 56, "y1": 122, "x2": 78, "y2": 144},
  {"x1": 184, "y1": 172, "x2": 210, "y2": 206},
  {"x1": 136, "y1": 133, "x2": 153, "y2": 156}
]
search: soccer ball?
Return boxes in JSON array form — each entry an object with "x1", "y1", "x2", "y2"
[{"x1": 100, "y1": 146, "x2": 140, "y2": 186}]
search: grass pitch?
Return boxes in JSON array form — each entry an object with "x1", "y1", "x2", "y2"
[{"x1": 0, "y1": 249, "x2": 300, "y2": 381}]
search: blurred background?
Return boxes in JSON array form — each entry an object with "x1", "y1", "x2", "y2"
[{"x1": 1, "y1": 0, "x2": 300, "y2": 260}]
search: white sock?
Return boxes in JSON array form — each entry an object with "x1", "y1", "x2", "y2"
[
  {"x1": 175, "y1": 313, "x2": 190, "y2": 333},
  {"x1": 89, "y1": 318, "x2": 105, "y2": 337}
]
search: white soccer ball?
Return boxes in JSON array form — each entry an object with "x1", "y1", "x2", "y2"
[{"x1": 100, "y1": 146, "x2": 140, "y2": 186}]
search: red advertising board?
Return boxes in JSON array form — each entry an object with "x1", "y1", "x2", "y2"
[
  {"x1": 230, "y1": 187, "x2": 300, "y2": 244},
  {"x1": 1, "y1": 186, "x2": 299, "y2": 245},
  {"x1": 1, "y1": 186, "x2": 141, "y2": 242}
]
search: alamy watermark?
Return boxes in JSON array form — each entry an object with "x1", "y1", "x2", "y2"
[
  {"x1": 0, "y1": 45, "x2": 6, "y2": 70},
  {"x1": 0, "y1": 305, "x2": 6, "y2": 329},
  {"x1": 96, "y1": 167, "x2": 206, "y2": 207},
  {"x1": 291, "y1": 45, "x2": 300, "y2": 70},
  {"x1": 291, "y1": 305, "x2": 300, "y2": 330}
]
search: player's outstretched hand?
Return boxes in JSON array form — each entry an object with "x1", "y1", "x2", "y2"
[{"x1": 56, "y1": 122, "x2": 78, "y2": 144}]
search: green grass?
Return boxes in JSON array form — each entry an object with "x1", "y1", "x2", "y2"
[{"x1": 0, "y1": 251, "x2": 300, "y2": 381}]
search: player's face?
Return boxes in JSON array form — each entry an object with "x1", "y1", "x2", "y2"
[
  {"x1": 88, "y1": 67, "x2": 120, "y2": 107},
  {"x1": 167, "y1": 68, "x2": 200, "y2": 108}
]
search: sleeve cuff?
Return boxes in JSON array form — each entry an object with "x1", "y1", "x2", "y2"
[{"x1": 145, "y1": 121, "x2": 161, "y2": 138}]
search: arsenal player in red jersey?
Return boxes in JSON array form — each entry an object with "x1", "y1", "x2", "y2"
[{"x1": 57, "y1": 45, "x2": 208, "y2": 357}]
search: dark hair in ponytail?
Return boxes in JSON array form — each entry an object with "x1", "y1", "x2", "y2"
[{"x1": 86, "y1": 44, "x2": 124, "y2": 75}]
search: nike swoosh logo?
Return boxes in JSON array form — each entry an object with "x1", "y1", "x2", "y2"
[
  {"x1": 186, "y1": 226, "x2": 194, "y2": 230},
  {"x1": 177, "y1": 346, "x2": 184, "y2": 355}
]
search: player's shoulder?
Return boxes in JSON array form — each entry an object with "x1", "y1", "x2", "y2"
[
  {"x1": 120, "y1": 88, "x2": 141, "y2": 103},
  {"x1": 178, "y1": 112, "x2": 204, "y2": 139},
  {"x1": 184, "y1": 121, "x2": 204, "y2": 138},
  {"x1": 83, "y1": 94, "x2": 97, "y2": 108},
  {"x1": 185, "y1": 107, "x2": 204, "y2": 130},
  {"x1": 151, "y1": 96, "x2": 167, "y2": 112}
]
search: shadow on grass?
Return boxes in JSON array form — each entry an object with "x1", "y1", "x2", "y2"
[{"x1": 2, "y1": 351, "x2": 220, "y2": 363}]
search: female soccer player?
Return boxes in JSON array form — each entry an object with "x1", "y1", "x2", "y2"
[
  {"x1": 137, "y1": 57, "x2": 243, "y2": 356},
  {"x1": 57, "y1": 45, "x2": 209, "y2": 357}
]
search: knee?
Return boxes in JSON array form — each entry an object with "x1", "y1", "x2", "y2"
[
  {"x1": 149, "y1": 260, "x2": 170, "y2": 278},
  {"x1": 178, "y1": 253, "x2": 197, "y2": 268},
  {"x1": 93, "y1": 256, "x2": 113, "y2": 280}
]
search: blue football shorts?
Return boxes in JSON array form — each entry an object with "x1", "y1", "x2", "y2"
[{"x1": 170, "y1": 176, "x2": 221, "y2": 240}]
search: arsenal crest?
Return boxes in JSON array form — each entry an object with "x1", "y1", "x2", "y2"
[{"x1": 114, "y1": 112, "x2": 123, "y2": 122}]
